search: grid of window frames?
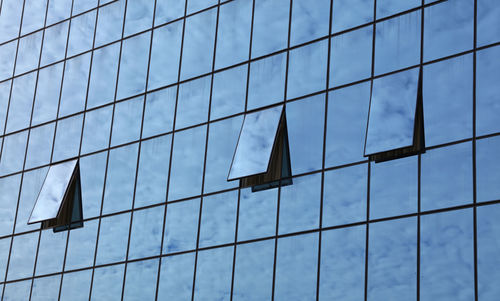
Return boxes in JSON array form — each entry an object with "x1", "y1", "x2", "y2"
[{"x1": 0, "y1": 0, "x2": 499, "y2": 300}]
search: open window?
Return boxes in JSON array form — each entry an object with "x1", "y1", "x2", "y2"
[
  {"x1": 28, "y1": 159, "x2": 83, "y2": 232},
  {"x1": 227, "y1": 105, "x2": 292, "y2": 192},
  {"x1": 364, "y1": 67, "x2": 424, "y2": 162}
]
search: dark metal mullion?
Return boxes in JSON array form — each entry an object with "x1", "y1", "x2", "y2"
[
  {"x1": 417, "y1": 1, "x2": 424, "y2": 301},
  {"x1": 190, "y1": 2, "x2": 221, "y2": 300},
  {"x1": 472, "y1": 1, "x2": 478, "y2": 301},
  {"x1": 88, "y1": 0, "x2": 128, "y2": 298}
]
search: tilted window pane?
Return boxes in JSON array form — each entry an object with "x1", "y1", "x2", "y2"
[
  {"x1": 29, "y1": 159, "x2": 78, "y2": 224},
  {"x1": 59, "y1": 52, "x2": 91, "y2": 117},
  {"x1": 332, "y1": 0, "x2": 373, "y2": 33},
  {"x1": 124, "y1": 0, "x2": 154, "y2": 37},
  {"x1": 228, "y1": 106, "x2": 282, "y2": 180},
  {"x1": 41, "y1": 21, "x2": 69, "y2": 66},
  {"x1": 67, "y1": 10, "x2": 96, "y2": 58},
  {"x1": 477, "y1": 0, "x2": 500, "y2": 46},
  {"x1": 476, "y1": 45, "x2": 500, "y2": 136},
  {"x1": 32, "y1": 63, "x2": 63, "y2": 126},
  {"x1": 477, "y1": 204, "x2": 500, "y2": 300},
  {"x1": 155, "y1": 0, "x2": 185, "y2": 25},
  {"x1": 247, "y1": 53, "x2": 286, "y2": 110},
  {"x1": 176, "y1": 75, "x2": 211, "y2": 129},
  {"x1": 88, "y1": 42, "x2": 120, "y2": 109},
  {"x1": 365, "y1": 68, "x2": 420, "y2": 156},
  {"x1": 252, "y1": 0, "x2": 289, "y2": 58},
  {"x1": 15, "y1": 31, "x2": 42, "y2": 76}
]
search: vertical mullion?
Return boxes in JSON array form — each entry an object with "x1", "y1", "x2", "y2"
[{"x1": 472, "y1": 0, "x2": 478, "y2": 301}]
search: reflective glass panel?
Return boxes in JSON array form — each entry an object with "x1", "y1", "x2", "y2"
[
  {"x1": 15, "y1": 31, "x2": 43, "y2": 75},
  {"x1": 228, "y1": 106, "x2": 282, "y2": 180},
  {"x1": 176, "y1": 75, "x2": 211, "y2": 129},
  {"x1": 95, "y1": 0, "x2": 125, "y2": 47},
  {"x1": 368, "y1": 217, "x2": 417, "y2": 301},
  {"x1": 323, "y1": 164, "x2": 367, "y2": 227},
  {"x1": 365, "y1": 68, "x2": 419, "y2": 155},
  {"x1": 35, "y1": 229, "x2": 67, "y2": 275},
  {"x1": 332, "y1": 0, "x2": 373, "y2": 33},
  {"x1": 142, "y1": 87, "x2": 176, "y2": 138},
  {"x1": 0, "y1": 41, "x2": 16, "y2": 80},
  {"x1": 155, "y1": 0, "x2": 185, "y2": 25},
  {"x1": 210, "y1": 65, "x2": 247, "y2": 120},
  {"x1": 3, "y1": 280, "x2": 31, "y2": 301},
  {"x1": 477, "y1": 136, "x2": 500, "y2": 202},
  {"x1": 67, "y1": 10, "x2": 96, "y2": 57},
  {"x1": 477, "y1": 0, "x2": 500, "y2": 46},
  {"x1": 31, "y1": 275, "x2": 61, "y2": 301},
  {"x1": 41, "y1": 20, "x2": 69, "y2": 66},
  {"x1": 0, "y1": 0, "x2": 23, "y2": 44},
  {"x1": 64, "y1": 219, "x2": 98, "y2": 270},
  {"x1": 60, "y1": 270, "x2": 92, "y2": 301},
  {"x1": 215, "y1": 0, "x2": 252, "y2": 69},
  {"x1": 252, "y1": 0, "x2": 289, "y2": 58},
  {"x1": 290, "y1": 0, "x2": 329, "y2": 46},
  {"x1": 79, "y1": 152, "x2": 106, "y2": 218},
  {"x1": 117, "y1": 32, "x2": 151, "y2": 100},
  {"x1": 319, "y1": 226, "x2": 366, "y2": 300},
  {"x1": 0, "y1": 130, "x2": 28, "y2": 176},
  {"x1": 420, "y1": 209, "x2": 474, "y2": 301},
  {"x1": 0, "y1": 174, "x2": 21, "y2": 236},
  {"x1": 21, "y1": 0, "x2": 47, "y2": 35},
  {"x1": 124, "y1": 0, "x2": 154, "y2": 37},
  {"x1": 25, "y1": 122, "x2": 55, "y2": 169},
  {"x1": 15, "y1": 168, "x2": 48, "y2": 234},
  {"x1": 7, "y1": 232, "x2": 38, "y2": 280},
  {"x1": 52, "y1": 114, "x2": 84, "y2": 162},
  {"x1": 163, "y1": 198, "x2": 200, "y2": 253},
  {"x1": 374, "y1": 11, "x2": 421, "y2": 75},
  {"x1": 199, "y1": 191, "x2": 238, "y2": 248},
  {"x1": 421, "y1": 142, "x2": 473, "y2": 211},
  {"x1": 87, "y1": 41, "x2": 120, "y2": 109},
  {"x1": 81, "y1": 105, "x2": 113, "y2": 154},
  {"x1": 73, "y1": 0, "x2": 97, "y2": 15},
  {"x1": 194, "y1": 246, "x2": 233, "y2": 300},
  {"x1": 7, "y1": 71, "x2": 36, "y2": 134},
  {"x1": 423, "y1": 54, "x2": 472, "y2": 146},
  {"x1": 0, "y1": 238, "x2": 10, "y2": 281},
  {"x1": 32, "y1": 63, "x2": 63, "y2": 126},
  {"x1": 237, "y1": 187, "x2": 277, "y2": 241},
  {"x1": 128, "y1": 206, "x2": 163, "y2": 259},
  {"x1": 157, "y1": 253, "x2": 195, "y2": 300},
  {"x1": 476, "y1": 45, "x2": 500, "y2": 136},
  {"x1": 123, "y1": 259, "x2": 159, "y2": 301},
  {"x1": 247, "y1": 52, "x2": 286, "y2": 110},
  {"x1": 91, "y1": 264, "x2": 125, "y2": 301},
  {"x1": 111, "y1": 96, "x2": 144, "y2": 146},
  {"x1": 376, "y1": 0, "x2": 420, "y2": 19},
  {"x1": 46, "y1": 0, "x2": 72, "y2": 26},
  {"x1": 477, "y1": 204, "x2": 500, "y2": 300},
  {"x1": 187, "y1": 0, "x2": 216, "y2": 14},
  {"x1": 233, "y1": 239, "x2": 274, "y2": 300},
  {"x1": 148, "y1": 20, "x2": 183, "y2": 90},
  {"x1": 29, "y1": 159, "x2": 77, "y2": 224},
  {"x1": 180, "y1": 8, "x2": 216, "y2": 80},
  {"x1": 275, "y1": 233, "x2": 318, "y2": 300},
  {"x1": 0, "y1": 81, "x2": 10, "y2": 134},
  {"x1": 59, "y1": 52, "x2": 91, "y2": 117},
  {"x1": 96, "y1": 213, "x2": 131, "y2": 265}
]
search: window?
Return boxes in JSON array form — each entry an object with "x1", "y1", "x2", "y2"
[
  {"x1": 227, "y1": 105, "x2": 292, "y2": 192},
  {"x1": 28, "y1": 159, "x2": 83, "y2": 232},
  {"x1": 364, "y1": 67, "x2": 424, "y2": 162}
]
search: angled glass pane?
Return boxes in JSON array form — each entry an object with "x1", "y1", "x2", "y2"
[
  {"x1": 6, "y1": 71, "x2": 36, "y2": 134},
  {"x1": 0, "y1": 40, "x2": 16, "y2": 80},
  {"x1": 332, "y1": 0, "x2": 373, "y2": 33},
  {"x1": 228, "y1": 106, "x2": 282, "y2": 180},
  {"x1": 41, "y1": 20, "x2": 69, "y2": 66},
  {"x1": 67, "y1": 10, "x2": 96, "y2": 57},
  {"x1": 88, "y1": 41, "x2": 120, "y2": 109},
  {"x1": 21, "y1": 0, "x2": 47, "y2": 35},
  {"x1": 95, "y1": 0, "x2": 125, "y2": 47},
  {"x1": 142, "y1": 87, "x2": 176, "y2": 138},
  {"x1": 32, "y1": 62, "x2": 63, "y2": 126},
  {"x1": 210, "y1": 65, "x2": 247, "y2": 120},
  {"x1": 252, "y1": 0, "x2": 289, "y2": 58},
  {"x1": 365, "y1": 68, "x2": 419, "y2": 156},
  {"x1": 28, "y1": 159, "x2": 77, "y2": 224},
  {"x1": 59, "y1": 52, "x2": 91, "y2": 117},
  {"x1": 15, "y1": 31, "x2": 43, "y2": 75},
  {"x1": 477, "y1": 0, "x2": 500, "y2": 46},
  {"x1": 124, "y1": 0, "x2": 154, "y2": 37},
  {"x1": 155, "y1": 0, "x2": 185, "y2": 25},
  {"x1": 247, "y1": 52, "x2": 286, "y2": 110}
]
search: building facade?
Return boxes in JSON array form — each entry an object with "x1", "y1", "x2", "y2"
[{"x1": 0, "y1": 0, "x2": 499, "y2": 300}]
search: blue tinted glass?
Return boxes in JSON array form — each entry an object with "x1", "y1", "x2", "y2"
[
  {"x1": 423, "y1": 54, "x2": 473, "y2": 146},
  {"x1": 135, "y1": 135, "x2": 171, "y2": 208},
  {"x1": 287, "y1": 40, "x2": 328, "y2": 99},
  {"x1": 41, "y1": 21, "x2": 69, "y2": 66},
  {"x1": 194, "y1": 246, "x2": 233, "y2": 300},
  {"x1": 73, "y1": 0, "x2": 97, "y2": 15},
  {"x1": 0, "y1": 0, "x2": 23, "y2": 44},
  {"x1": 423, "y1": 0, "x2": 474, "y2": 62},
  {"x1": 181, "y1": 8, "x2": 216, "y2": 80},
  {"x1": 325, "y1": 82, "x2": 370, "y2": 167},
  {"x1": 21, "y1": 0, "x2": 47, "y2": 35},
  {"x1": 330, "y1": 25, "x2": 372, "y2": 87},
  {"x1": 279, "y1": 173, "x2": 321, "y2": 235},
  {"x1": 32, "y1": 63, "x2": 63, "y2": 126},
  {"x1": 376, "y1": 0, "x2": 420, "y2": 19},
  {"x1": 477, "y1": 204, "x2": 500, "y2": 300},
  {"x1": 52, "y1": 114, "x2": 83, "y2": 162},
  {"x1": 238, "y1": 187, "x2": 277, "y2": 241},
  {"x1": 7, "y1": 71, "x2": 36, "y2": 133},
  {"x1": 332, "y1": 0, "x2": 373, "y2": 33},
  {"x1": 164, "y1": 198, "x2": 200, "y2": 253},
  {"x1": 67, "y1": 10, "x2": 96, "y2": 57},
  {"x1": 215, "y1": 0, "x2": 252, "y2": 69},
  {"x1": 210, "y1": 65, "x2": 247, "y2": 120},
  {"x1": 233, "y1": 239, "x2": 274, "y2": 300},
  {"x1": 290, "y1": 0, "x2": 329, "y2": 46},
  {"x1": 323, "y1": 164, "x2": 367, "y2": 227},
  {"x1": 420, "y1": 209, "x2": 474, "y2": 301},
  {"x1": 123, "y1": 258, "x2": 159, "y2": 301},
  {"x1": 187, "y1": 0, "x2": 217, "y2": 14},
  {"x1": 80, "y1": 152, "x2": 106, "y2": 218},
  {"x1": 476, "y1": 46, "x2": 500, "y2": 136},
  {"x1": 320, "y1": 226, "x2": 366, "y2": 300},
  {"x1": 142, "y1": 87, "x2": 176, "y2": 138},
  {"x1": 15, "y1": 31, "x2": 43, "y2": 75},
  {"x1": 31, "y1": 275, "x2": 61, "y2": 301},
  {"x1": 59, "y1": 53, "x2": 91, "y2": 117},
  {"x1": 169, "y1": 125, "x2": 206, "y2": 200},
  {"x1": 286, "y1": 94, "x2": 325, "y2": 174},
  {"x1": 0, "y1": 131, "x2": 28, "y2": 176},
  {"x1": 374, "y1": 11, "x2": 421, "y2": 75},
  {"x1": 0, "y1": 40, "x2": 16, "y2": 80},
  {"x1": 421, "y1": 142, "x2": 473, "y2": 211},
  {"x1": 81, "y1": 105, "x2": 113, "y2": 154},
  {"x1": 176, "y1": 75, "x2": 211, "y2": 129},
  {"x1": 148, "y1": 20, "x2": 183, "y2": 90},
  {"x1": 275, "y1": 233, "x2": 318, "y2": 300},
  {"x1": 96, "y1": 213, "x2": 131, "y2": 265},
  {"x1": 199, "y1": 191, "x2": 238, "y2": 248},
  {"x1": 247, "y1": 53, "x2": 286, "y2": 110},
  {"x1": 128, "y1": 206, "x2": 164, "y2": 259},
  {"x1": 0, "y1": 175, "x2": 21, "y2": 236},
  {"x1": 117, "y1": 32, "x2": 151, "y2": 100},
  {"x1": 252, "y1": 0, "x2": 289, "y2": 58},
  {"x1": 60, "y1": 270, "x2": 92, "y2": 301},
  {"x1": 475, "y1": 137, "x2": 500, "y2": 202},
  {"x1": 88, "y1": 42, "x2": 120, "y2": 109},
  {"x1": 0, "y1": 81, "x2": 10, "y2": 134},
  {"x1": 46, "y1": 0, "x2": 72, "y2": 26},
  {"x1": 91, "y1": 264, "x2": 125, "y2": 301},
  {"x1": 7, "y1": 232, "x2": 38, "y2": 280},
  {"x1": 95, "y1": 0, "x2": 125, "y2": 47},
  {"x1": 0, "y1": 238, "x2": 11, "y2": 280},
  {"x1": 155, "y1": 0, "x2": 185, "y2": 25},
  {"x1": 111, "y1": 96, "x2": 144, "y2": 146},
  {"x1": 368, "y1": 217, "x2": 417, "y2": 301},
  {"x1": 25, "y1": 123, "x2": 55, "y2": 169},
  {"x1": 477, "y1": 0, "x2": 500, "y2": 46},
  {"x1": 157, "y1": 253, "x2": 195, "y2": 300},
  {"x1": 204, "y1": 116, "x2": 242, "y2": 193},
  {"x1": 3, "y1": 280, "x2": 31, "y2": 301},
  {"x1": 35, "y1": 229, "x2": 67, "y2": 275},
  {"x1": 370, "y1": 156, "x2": 417, "y2": 219},
  {"x1": 15, "y1": 168, "x2": 47, "y2": 234},
  {"x1": 124, "y1": 0, "x2": 154, "y2": 37},
  {"x1": 65, "y1": 219, "x2": 98, "y2": 270},
  {"x1": 103, "y1": 143, "x2": 138, "y2": 214}
]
